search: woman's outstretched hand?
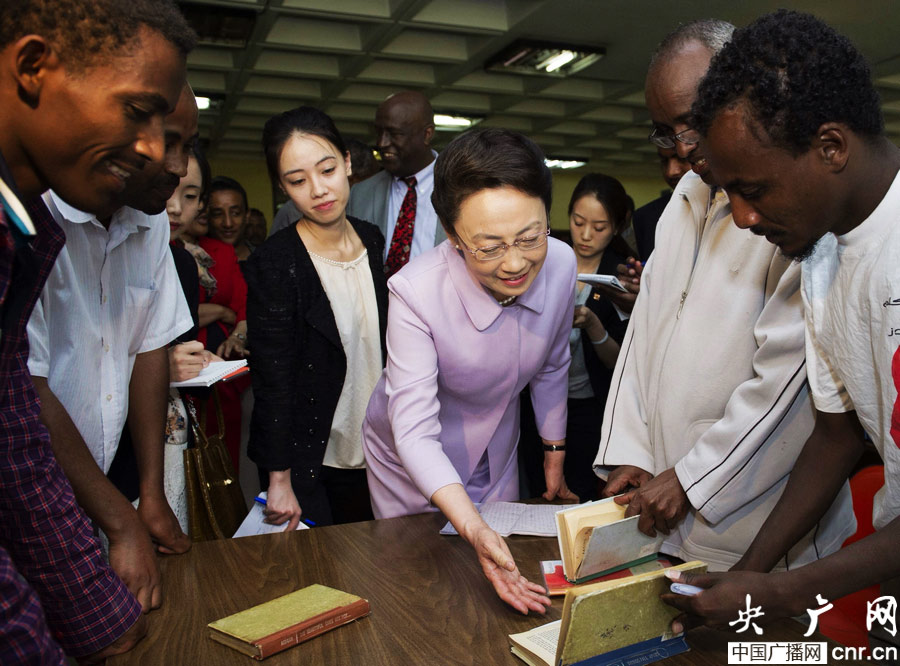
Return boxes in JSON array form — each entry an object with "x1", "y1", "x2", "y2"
[
  {"x1": 431, "y1": 483, "x2": 551, "y2": 615},
  {"x1": 469, "y1": 523, "x2": 551, "y2": 615}
]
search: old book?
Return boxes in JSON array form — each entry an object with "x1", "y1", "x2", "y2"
[
  {"x1": 555, "y1": 496, "x2": 664, "y2": 583},
  {"x1": 208, "y1": 584, "x2": 370, "y2": 660},
  {"x1": 509, "y1": 561, "x2": 707, "y2": 666}
]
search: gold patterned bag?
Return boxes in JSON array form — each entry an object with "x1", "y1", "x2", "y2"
[{"x1": 183, "y1": 388, "x2": 247, "y2": 541}]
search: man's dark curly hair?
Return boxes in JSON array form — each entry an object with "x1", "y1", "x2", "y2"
[
  {"x1": 692, "y1": 10, "x2": 883, "y2": 155},
  {"x1": 0, "y1": 0, "x2": 196, "y2": 71}
]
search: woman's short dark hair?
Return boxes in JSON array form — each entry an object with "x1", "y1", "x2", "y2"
[
  {"x1": 262, "y1": 106, "x2": 347, "y2": 185},
  {"x1": 432, "y1": 128, "x2": 552, "y2": 233},
  {"x1": 191, "y1": 139, "x2": 212, "y2": 211},
  {"x1": 567, "y1": 173, "x2": 630, "y2": 234}
]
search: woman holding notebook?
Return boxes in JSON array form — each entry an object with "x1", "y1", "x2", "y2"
[
  {"x1": 245, "y1": 107, "x2": 388, "y2": 527},
  {"x1": 362, "y1": 128, "x2": 577, "y2": 615},
  {"x1": 521, "y1": 174, "x2": 630, "y2": 502}
]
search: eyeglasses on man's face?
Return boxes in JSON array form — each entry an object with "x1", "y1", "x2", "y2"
[
  {"x1": 458, "y1": 228, "x2": 551, "y2": 262},
  {"x1": 648, "y1": 126, "x2": 701, "y2": 149}
]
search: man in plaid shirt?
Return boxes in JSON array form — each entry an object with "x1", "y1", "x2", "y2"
[{"x1": 0, "y1": 1, "x2": 195, "y2": 663}]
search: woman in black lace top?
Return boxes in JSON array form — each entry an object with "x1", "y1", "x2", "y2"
[{"x1": 244, "y1": 107, "x2": 388, "y2": 527}]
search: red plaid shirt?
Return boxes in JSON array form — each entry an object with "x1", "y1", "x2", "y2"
[{"x1": 0, "y1": 154, "x2": 142, "y2": 660}]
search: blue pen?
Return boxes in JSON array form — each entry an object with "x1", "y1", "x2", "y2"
[{"x1": 254, "y1": 495, "x2": 316, "y2": 526}]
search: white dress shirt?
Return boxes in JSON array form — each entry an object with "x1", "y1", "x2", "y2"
[
  {"x1": 383, "y1": 152, "x2": 438, "y2": 262},
  {"x1": 28, "y1": 191, "x2": 192, "y2": 473}
]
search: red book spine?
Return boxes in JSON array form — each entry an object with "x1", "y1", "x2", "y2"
[{"x1": 253, "y1": 598, "x2": 371, "y2": 659}]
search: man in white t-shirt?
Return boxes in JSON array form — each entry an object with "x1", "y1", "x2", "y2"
[{"x1": 664, "y1": 11, "x2": 900, "y2": 646}]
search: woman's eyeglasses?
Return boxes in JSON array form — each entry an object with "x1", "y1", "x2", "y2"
[{"x1": 458, "y1": 229, "x2": 551, "y2": 261}]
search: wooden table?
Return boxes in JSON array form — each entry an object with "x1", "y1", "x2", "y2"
[{"x1": 110, "y1": 511, "x2": 851, "y2": 665}]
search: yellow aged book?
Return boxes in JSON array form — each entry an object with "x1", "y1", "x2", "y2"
[
  {"x1": 510, "y1": 561, "x2": 707, "y2": 666},
  {"x1": 555, "y1": 496, "x2": 664, "y2": 583},
  {"x1": 208, "y1": 584, "x2": 370, "y2": 660}
]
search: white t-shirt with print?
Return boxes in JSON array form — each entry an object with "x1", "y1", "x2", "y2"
[{"x1": 802, "y1": 169, "x2": 900, "y2": 529}]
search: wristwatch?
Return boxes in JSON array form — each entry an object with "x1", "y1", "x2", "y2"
[{"x1": 542, "y1": 444, "x2": 566, "y2": 452}]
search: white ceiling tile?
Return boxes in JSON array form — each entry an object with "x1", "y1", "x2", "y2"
[
  {"x1": 266, "y1": 17, "x2": 362, "y2": 51},
  {"x1": 579, "y1": 105, "x2": 634, "y2": 123},
  {"x1": 235, "y1": 97, "x2": 300, "y2": 115},
  {"x1": 337, "y1": 84, "x2": 401, "y2": 103},
  {"x1": 381, "y1": 30, "x2": 469, "y2": 61},
  {"x1": 539, "y1": 79, "x2": 605, "y2": 101},
  {"x1": 615, "y1": 127, "x2": 651, "y2": 140},
  {"x1": 357, "y1": 61, "x2": 436, "y2": 85},
  {"x1": 412, "y1": 0, "x2": 508, "y2": 31},
  {"x1": 325, "y1": 104, "x2": 378, "y2": 122},
  {"x1": 613, "y1": 91, "x2": 647, "y2": 107},
  {"x1": 229, "y1": 114, "x2": 271, "y2": 128},
  {"x1": 603, "y1": 151, "x2": 645, "y2": 162},
  {"x1": 335, "y1": 121, "x2": 371, "y2": 136},
  {"x1": 529, "y1": 133, "x2": 567, "y2": 147},
  {"x1": 429, "y1": 91, "x2": 491, "y2": 112},
  {"x1": 187, "y1": 47, "x2": 234, "y2": 69},
  {"x1": 243, "y1": 77, "x2": 321, "y2": 98},
  {"x1": 451, "y1": 71, "x2": 524, "y2": 94},
  {"x1": 505, "y1": 99, "x2": 566, "y2": 116},
  {"x1": 219, "y1": 128, "x2": 261, "y2": 142},
  {"x1": 280, "y1": 0, "x2": 392, "y2": 18},
  {"x1": 576, "y1": 137, "x2": 624, "y2": 150},
  {"x1": 254, "y1": 50, "x2": 341, "y2": 77},
  {"x1": 544, "y1": 120, "x2": 596, "y2": 136},
  {"x1": 478, "y1": 115, "x2": 532, "y2": 131},
  {"x1": 187, "y1": 71, "x2": 228, "y2": 93}
]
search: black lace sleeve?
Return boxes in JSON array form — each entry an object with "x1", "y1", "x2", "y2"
[{"x1": 244, "y1": 241, "x2": 298, "y2": 470}]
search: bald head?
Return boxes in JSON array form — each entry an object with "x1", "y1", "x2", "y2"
[
  {"x1": 648, "y1": 18, "x2": 734, "y2": 76},
  {"x1": 645, "y1": 19, "x2": 733, "y2": 186},
  {"x1": 374, "y1": 90, "x2": 435, "y2": 177}
]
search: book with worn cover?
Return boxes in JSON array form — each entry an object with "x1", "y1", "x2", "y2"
[
  {"x1": 208, "y1": 584, "x2": 370, "y2": 660},
  {"x1": 555, "y1": 496, "x2": 664, "y2": 583},
  {"x1": 509, "y1": 561, "x2": 707, "y2": 666}
]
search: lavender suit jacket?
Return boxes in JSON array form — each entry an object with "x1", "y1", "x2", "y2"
[{"x1": 362, "y1": 237, "x2": 576, "y2": 518}]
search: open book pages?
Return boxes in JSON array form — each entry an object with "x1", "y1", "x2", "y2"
[
  {"x1": 508, "y1": 620, "x2": 561, "y2": 666},
  {"x1": 555, "y1": 496, "x2": 663, "y2": 582}
]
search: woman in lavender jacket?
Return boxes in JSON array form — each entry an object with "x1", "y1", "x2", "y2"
[{"x1": 362, "y1": 128, "x2": 577, "y2": 615}]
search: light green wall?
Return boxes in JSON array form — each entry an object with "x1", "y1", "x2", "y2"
[
  {"x1": 549, "y1": 171, "x2": 669, "y2": 230},
  {"x1": 209, "y1": 157, "x2": 275, "y2": 223},
  {"x1": 209, "y1": 156, "x2": 670, "y2": 232}
]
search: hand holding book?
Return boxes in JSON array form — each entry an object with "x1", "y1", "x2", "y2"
[{"x1": 614, "y1": 467, "x2": 690, "y2": 537}]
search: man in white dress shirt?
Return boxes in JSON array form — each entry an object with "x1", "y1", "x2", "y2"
[{"x1": 28, "y1": 84, "x2": 197, "y2": 613}]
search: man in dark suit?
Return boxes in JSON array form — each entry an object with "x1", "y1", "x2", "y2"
[
  {"x1": 270, "y1": 92, "x2": 446, "y2": 268},
  {"x1": 631, "y1": 146, "x2": 690, "y2": 260}
]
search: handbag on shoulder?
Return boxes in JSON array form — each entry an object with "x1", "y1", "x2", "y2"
[{"x1": 184, "y1": 388, "x2": 247, "y2": 541}]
